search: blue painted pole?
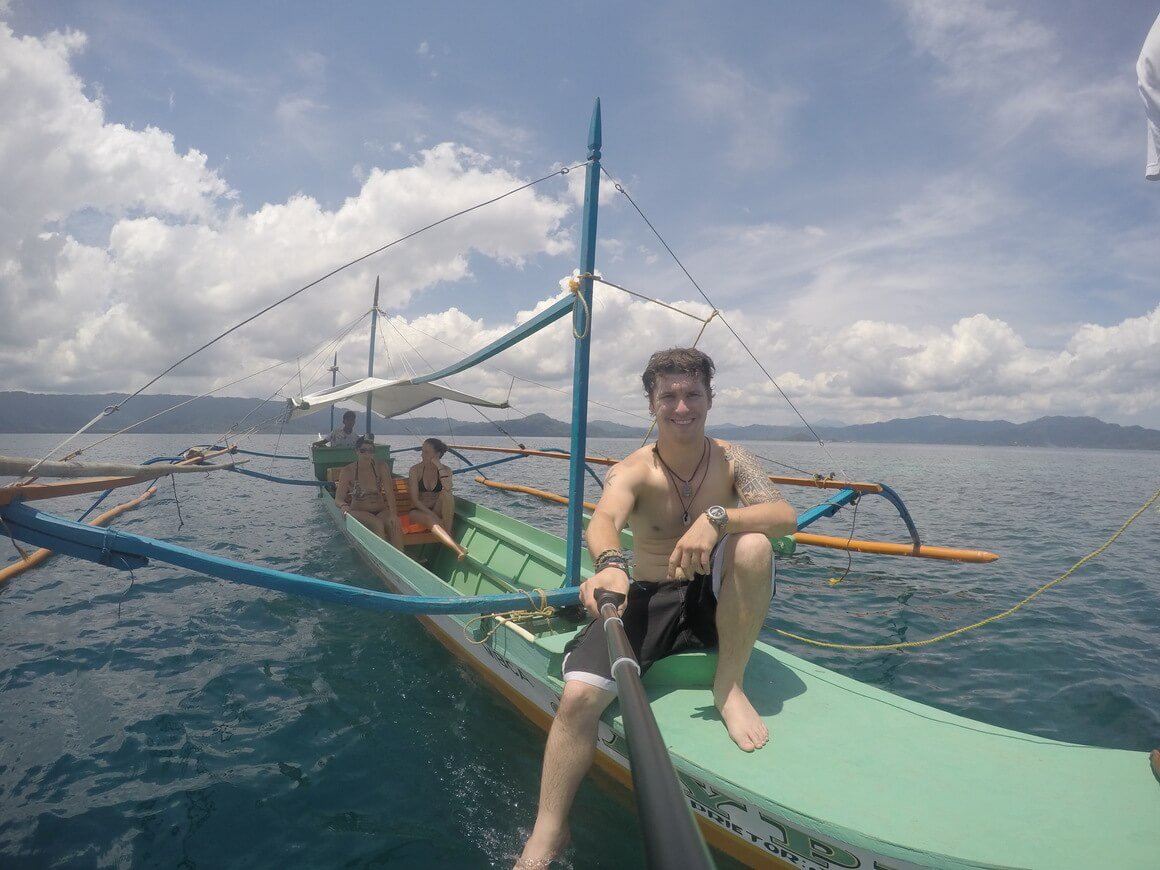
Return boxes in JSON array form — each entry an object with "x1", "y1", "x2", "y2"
[
  {"x1": 565, "y1": 99, "x2": 602, "y2": 587},
  {"x1": 365, "y1": 276, "x2": 380, "y2": 436}
]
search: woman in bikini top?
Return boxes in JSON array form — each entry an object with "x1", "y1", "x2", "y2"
[
  {"x1": 406, "y1": 437, "x2": 464, "y2": 559},
  {"x1": 335, "y1": 435, "x2": 402, "y2": 547}
]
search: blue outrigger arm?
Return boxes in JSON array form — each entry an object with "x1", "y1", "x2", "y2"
[
  {"x1": 794, "y1": 488, "x2": 859, "y2": 531},
  {"x1": 793, "y1": 483, "x2": 923, "y2": 549},
  {"x1": 0, "y1": 501, "x2": 580, "y2": 615},
  {"x1": 410, "y1": 294, "x2": 576, "y2": 385}
]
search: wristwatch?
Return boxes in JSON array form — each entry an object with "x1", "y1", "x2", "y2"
[{"x1": 705, "y1": 505, "x2": 729, "y2": 532}]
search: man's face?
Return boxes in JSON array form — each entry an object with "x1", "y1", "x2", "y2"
[
  {"x1": 343, "y1": 415, "x2": 355, "y2": 431},
  {"x1": 649, "y1": 372, "x2": 711, "y2": 440}
]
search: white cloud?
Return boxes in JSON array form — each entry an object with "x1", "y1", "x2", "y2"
[
  {"x1": 896, "y1": 0, "x2": 1139, "y2": 166},
  {"x1": 717, "y1": 306, "x2": 1160, "y2": 426},
  {"x1": 673, "y1": 57, "x2": 803, "y2": 169},
  {"x1": 0, "y1": 11, "x2": 1156, "y2": 434},
  {"x1": 0, "y1": 23, "x2": 573, "y2": 399}
]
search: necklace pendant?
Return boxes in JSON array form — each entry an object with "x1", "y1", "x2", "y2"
[
  {"x1": 681, "y1": 482, "x2": 692, "y2": 498},
  {"x1": 682, "y1": 510, "x2": 690, "y2": 525}
]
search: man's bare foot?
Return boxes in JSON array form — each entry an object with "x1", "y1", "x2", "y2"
[
  {"x1": 514, "y1": 826, "x2": 570, "y2": 869},
  {"x1": 1150, "y1": 749, "x2": 1159, "y2": 783},
  {"x1": 715, "y1": 685, "x2": 768, "y2": 752}
]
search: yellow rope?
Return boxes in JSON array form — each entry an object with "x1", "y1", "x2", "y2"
[
  {"x1": 568, "y1": 273, "x2": 592, "y2": 339},
  {"x1": 464, "y1": 588, "x2": 556, "y2": 645},
  {"x1": 777, "y1": 485, "x2": 1160, "y2": 651}
]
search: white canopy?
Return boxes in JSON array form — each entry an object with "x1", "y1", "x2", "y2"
[{"x1": 285, "y1": 377, "x2": 508, "y2": 422}]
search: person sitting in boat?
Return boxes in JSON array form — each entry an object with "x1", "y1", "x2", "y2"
[
  {"x1": 315, "y1": 410, "x2": 358, "y2": 447},
  {"x1": 517, "y1": 347, "x2": 797, "y2": 869},
  {"x1": 335, "y1": 435, "x2": 404, "y2": 547},
  {"x1": 406, "y1": 437, "x2": 466, "y2": 559}
]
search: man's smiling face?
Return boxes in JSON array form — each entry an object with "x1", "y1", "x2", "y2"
[{"x1": 650, "y1": 372, "x2": 712, "y2": 442}]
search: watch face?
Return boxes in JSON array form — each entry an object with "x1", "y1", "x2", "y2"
[{"x1": 707, "y1": 505, "x2": 727, "y2": 525}]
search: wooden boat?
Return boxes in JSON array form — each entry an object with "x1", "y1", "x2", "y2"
[{"x1": 3, "y1": 102, "x2": 1157, "y2": 868}]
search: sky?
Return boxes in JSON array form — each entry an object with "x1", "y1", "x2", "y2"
[{"x1": 1, "y1": 0, "x2": 1159, "y2": 432}]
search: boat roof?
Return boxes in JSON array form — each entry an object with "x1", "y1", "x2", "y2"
[{"x1": 285, "y1": 376, "x2": 508, "y2": 421}]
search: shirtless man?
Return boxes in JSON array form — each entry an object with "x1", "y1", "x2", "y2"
[{"x1": 516, "y1": 347, "x2": 797, "y2": 868}]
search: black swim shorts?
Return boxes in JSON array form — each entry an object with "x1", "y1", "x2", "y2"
[
  {"x1": 561, "y1": 574, "x2": 719, "y2": 692},
  {"x1": 561, "y1": 537, "x2": 736, "y2": 691}
]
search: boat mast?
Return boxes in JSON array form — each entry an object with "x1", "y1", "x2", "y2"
[
  {"x1": 564, "y1": 99, "x2": 602, "y2": 586},
  {"x1": 365, "y1": 276, "x2": 381, "y2": 437},
  {"x1": 328, "y1": 352, "x2": 339, "y2": 434}
]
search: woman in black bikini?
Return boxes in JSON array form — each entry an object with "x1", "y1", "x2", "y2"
[
  {"x1": 335, "y1": 436, "x2": 403, "y2": 548},
  {"x1": 407, "y1": 437, "x2": 465, "y2": 559}
]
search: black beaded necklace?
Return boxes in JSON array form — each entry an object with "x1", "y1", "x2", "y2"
[{"x1": 654, "y1": 437, "x2": 710, "y2": 525}]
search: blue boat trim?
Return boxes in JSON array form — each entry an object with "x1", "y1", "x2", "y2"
[{"x1": 0, "y1": 501, "x2": 580, "y2": 615}]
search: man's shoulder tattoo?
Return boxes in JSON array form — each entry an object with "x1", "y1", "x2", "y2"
[{"x1": 725, "y1": 444, "x2": 787, "y2": 506}]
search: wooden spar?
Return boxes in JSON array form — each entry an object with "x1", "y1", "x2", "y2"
[
  {"x1": 792, "y1": 531, "x2": 998, "y2": 563},
  {"x1": 450, "y1": 446, "x2": 886, "y2": 494},
  {"x1": 0, "y1": 448, "x2": 244, "y2": 505},
  {"x1": 0, "y1": 485, "x2": 159, "y2": 584},
  {"x1": 491, "y1": 614, "x2": 536, "y2": 642},
  {"x1": 0, "y1": 474, "x2": 170, "y2": 504},
  {"x1": 446, "y1": 444, "x2": 618, "y2": 465},
  {"x1": 769, "y1": 475, "x2": 883, "y2": 493},
  {"x1": 475, "y1": 477, "x2": 999, "y2": 563},
  {"x1": 0, "y1": 452, "x2": 246, "y2": 479}
]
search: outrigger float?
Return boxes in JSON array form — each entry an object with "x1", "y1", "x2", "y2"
[{"x1": 3, "y1": 102, "x2": 1157, "y2": 869}]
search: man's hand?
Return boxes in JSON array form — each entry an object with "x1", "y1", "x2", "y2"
[
  {"x1": 667, "y1": 515, "x2": 719, "y2": 580},
  {"x1": 579, "y1": 566, "x2": 630, "y2": 618}
]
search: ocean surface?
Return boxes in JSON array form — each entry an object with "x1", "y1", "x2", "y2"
[{"x1": 2, "y1": 433, "x2": 1158, "y2": 868}]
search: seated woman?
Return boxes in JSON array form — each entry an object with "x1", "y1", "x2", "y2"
[
  {"x1": 407, "y1": 437, "x2": 466, "y2": 560},
  {"x1": 335, "y1": 436, "x2": 404, "y2": 548}
]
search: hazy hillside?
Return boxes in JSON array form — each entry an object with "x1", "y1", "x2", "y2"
[{"x1": 2, "y1": 392, "x2": 1158, "y2": 449}]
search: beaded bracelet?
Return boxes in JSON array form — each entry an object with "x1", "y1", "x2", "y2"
[{"x1": 594, "y1": 548, "x2": 631, "y2": 576}]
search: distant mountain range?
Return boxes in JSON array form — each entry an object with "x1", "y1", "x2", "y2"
[{"x1": 1, "y1": 391, "x2": 1158, "y2": 450}]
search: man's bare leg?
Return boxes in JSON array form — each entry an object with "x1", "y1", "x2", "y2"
[
  {"x1": 712, "y1": 532, "x2": 774, "y2": 752},
  {"x1": 516, "y1": 681, "x2": 615, "y2": 868}
]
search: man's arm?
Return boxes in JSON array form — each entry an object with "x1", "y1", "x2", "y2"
[
  {"x1": 579, "y1": 461, "x2": 640, "y2": 616},
  {"x1": 666, "y1": 443, "x2": 795, "y2": 580},
  {"x1": 722, "y1": 443, "x2": 796, "y2": 535}
]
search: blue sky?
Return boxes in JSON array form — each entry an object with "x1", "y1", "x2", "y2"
[{"x1": 1, "y1": 1, "x2": 1158, "y2": 429}]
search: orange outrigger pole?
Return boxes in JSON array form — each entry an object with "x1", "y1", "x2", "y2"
[{"x1": 471, "y1": 468, "x2": 999, "y2": 564}]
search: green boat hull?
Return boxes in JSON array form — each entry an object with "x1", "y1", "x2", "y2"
[{"x1": 322, "y1": 488, "x2": 1159, "y2": 869}]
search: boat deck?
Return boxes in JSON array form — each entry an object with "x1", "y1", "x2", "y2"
[
  {"x1": 345, "y1": 493, "x2": 1157, "y2": 869},
  {"x1": 610, "y1": 643, "x2": 1159, "y2": 869}
]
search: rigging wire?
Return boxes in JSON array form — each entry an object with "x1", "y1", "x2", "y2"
[
  {"x1": 600, "y1": 165, "x2": 846, "y2": 476},
  {"x1": 120, "y1": 161, "x2": 586, "y2": 407},
  {"x1": 27, "y1": 160, "x2": 588, "y2": 472}
]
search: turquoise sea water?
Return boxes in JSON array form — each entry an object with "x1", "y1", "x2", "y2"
[{"x1": 2, "y1": 434, "x2": 1158, "y2": 868}]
